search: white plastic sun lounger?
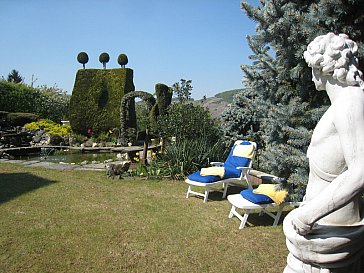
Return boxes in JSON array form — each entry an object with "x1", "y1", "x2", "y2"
[
  {"x1": 185, "y1": 140, "x2": 257, "y2": 203},
  {"x1": 227, "y1": 194, "x2": 301, "y2": 229}
]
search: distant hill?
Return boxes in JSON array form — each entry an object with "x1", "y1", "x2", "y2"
[
  {"x1": 194, "y1": 89, "x2": 242, "y2": 119},
  {"x1": 136, "y1": 89, "x2": 242, "y2": 120},
  {"x1": 214, "y1": 89, "x2": 242, "y2": 104}
]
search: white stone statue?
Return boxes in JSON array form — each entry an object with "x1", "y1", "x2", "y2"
[{"x1": 283, "y1": 33, "x2": 364, "y2": 273}]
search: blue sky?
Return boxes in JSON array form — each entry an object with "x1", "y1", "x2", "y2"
[{"x1": 0, "y1": 0, "x2": 258, "y2": 99}]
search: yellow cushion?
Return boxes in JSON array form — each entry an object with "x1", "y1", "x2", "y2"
[
  {"x1": 253, "y1": 184, "x2": 288, "y2": 205},
  {"x1": 200, "y1": 167, "x2": 225, "y2": 178},
  {"x1": 232, "y1": 144, "x2": 255, "y2": 159}
]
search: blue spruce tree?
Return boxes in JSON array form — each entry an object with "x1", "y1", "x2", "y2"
[{"x1": 221, "y1": 0, "x2": 364, "y2": 201}]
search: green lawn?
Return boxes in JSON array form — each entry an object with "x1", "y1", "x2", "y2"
[{"x1": 0, "y1": 162, "x2": 289, "y2": 273}]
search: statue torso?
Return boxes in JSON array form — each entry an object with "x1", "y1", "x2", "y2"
[
  {"x1": 306, "y1": 97, "x2": 363, "y2": 225},
  {"x1": 308, "y1": 106, "x2": 347, "y2": 178}
]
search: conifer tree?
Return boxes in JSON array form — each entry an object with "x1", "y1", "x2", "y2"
[
  {"x1": 7, "y1": 69, "x2": 24, "y2": 83},
  {"x1": 222, "y1": 0, "x2": 363, "y2": 201}
]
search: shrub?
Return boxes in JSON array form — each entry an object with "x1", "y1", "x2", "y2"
[
  {"x1": 24, "y1": 119, "x2": 72, "y2": 136},
  {"x1": 160, "y1": 138, "x2": 229, "y2": 178},
  {"x1": 157, "y1": 103, "x2": 221, "y2": 143},
  {"x1": 35, "y1": 85, "x2": 70, "y2": 121},
  {"x1": 132, "y1": 138, "x2": 229, "y2": 180},
  {"x1": 147, "y1": 102, "x2": 227, "y2": 179},
  {"x1": 7, "y1": 112, "x2": 39, "y2": 126},
  {"x1": 49, "y1": 134, "x2": 64, "y2": 145}
]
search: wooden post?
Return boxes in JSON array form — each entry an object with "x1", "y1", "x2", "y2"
[
  {"x1": 142, "y1": 129, "x2": 149, "y2": 165},
  {"x1": 160, "y1": 137, "x2": 165, "y2": 154}
]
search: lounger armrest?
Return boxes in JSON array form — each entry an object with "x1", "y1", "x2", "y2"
[
  {"x1": 236, "y1": 166, "x2": 252, "y2": 177},
  {"x1": 210, "y1": 162, "x2": 224, "y2": 167},
  {"x1": 236, "y1": 166, "x2": 251, "y2": 172},
  {"x1": 237, "y1": 166, "x2": 253, "y2": 188}
]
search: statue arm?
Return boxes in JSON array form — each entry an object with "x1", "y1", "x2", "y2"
[{"x1": 293, "y1": 95, "x2": 364, "y2": 234}]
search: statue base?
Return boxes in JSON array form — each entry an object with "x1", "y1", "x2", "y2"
[
  {"x1": 284, "y1": 253, "x2": 363, "y2": 273},
  {"x1": 283, "y1": 209, "x2": 364, "y2": 273}
]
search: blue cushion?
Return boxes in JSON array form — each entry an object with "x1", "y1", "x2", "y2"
[
  {"x1": 187, "y1": 167, "x2": 243, "y2": 183},
  {"x1": 224, "y1": 158, "x2": 250, "y2": 177},
  {"x1": 240, "y1": 189, "x2": 273, "y2": 204},
  {"x1": 188, "y1": 171, "x2": 221, "y2": 183},
  {"x1": 223, "y1": 167, "x2": 242, "y2": 179},
  {"x1": 224, "y1": 141, "x2": 252, "y2": 175}
]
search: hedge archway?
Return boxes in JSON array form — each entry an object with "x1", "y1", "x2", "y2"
[{"x1": 119, "y1": 91, "x2": 156, "y2": 145}]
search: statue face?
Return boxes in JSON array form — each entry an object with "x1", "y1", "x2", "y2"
[{"x1": 312, "y1": 68, "x2": 327, "y2": 91}]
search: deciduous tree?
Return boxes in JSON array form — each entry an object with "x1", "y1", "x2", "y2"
[{"x1": 172, "y1": 79, "x2": 193, "y2": 103}]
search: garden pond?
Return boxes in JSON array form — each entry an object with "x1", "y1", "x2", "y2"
[{"x1": 13, "y1": 148, "x2": 120, "y2": 164}]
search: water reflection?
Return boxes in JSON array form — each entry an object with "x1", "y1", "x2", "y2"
[{"x1": 16, "y1": 149, "x2": 118, "y2": 164}]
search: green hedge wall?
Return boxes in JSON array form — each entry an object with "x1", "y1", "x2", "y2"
[
  {"x1": 0, "y1": 81, "x2": 70, "y2": 122},
  {"x1": 69, "y1": 68, "x2": 135, "y2": 135}
]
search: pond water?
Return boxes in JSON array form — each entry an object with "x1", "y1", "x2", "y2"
[{"x1": 15, "y1": 149, "x2": 119, "y2": 164}]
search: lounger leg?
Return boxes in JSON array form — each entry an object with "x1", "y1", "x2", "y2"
[
  {"x1": 222, "y1": 183, "x2": 229, "y2": 199},
  {"x1": 239, "y1": 209, "x2": 251, "y2": 229},
  {"x1": 228, "y1": 205, "x2": 250, "y2": 229},
  {"x1": 186, "y1": 185, "x2": 192, "y2": 198},
  {"x1": 203, "y1": 187, "x2": 209, "y2": 203},
  {"x1": 273, "y1": 206, "x2": 284, "y2": 226},
  {"x1": 228, "y1": 205, "x2": 236, "y2": 218}
]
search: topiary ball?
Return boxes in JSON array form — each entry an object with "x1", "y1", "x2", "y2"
[
  {"x1": 77, "y1": 52, "x2": 89, "y2": 66},
  {"x1": 117, "y1": 53, "x2": 128, "y2": 67},
  {"x1": 99, "y1": 52, "x2": 110, "y2": 63}
]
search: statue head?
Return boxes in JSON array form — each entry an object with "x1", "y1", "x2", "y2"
[{"x1": 304, "y1": 33, "x2": 363, "y2": 87}]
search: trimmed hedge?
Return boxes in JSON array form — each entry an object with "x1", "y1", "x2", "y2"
[
  {"x1": 149, "y1": 83, "x2": 172, "y2": 133},
  {"x1": 0, "y1": 111, "x2": 39, "y2": 127},
  {"x1": 155, "y1": 83, "x2": 172, "y2": 116},
  {"x1": 0, "y1": 81, "x2": 70, "y2": 122},
  {"x1": 0, "y1": 111, "x2": 9, "y2": 120},
  {"x1": 119, "y1": 91, "x2": 156, "y2": 145},
  {"x1": 7, "y1": 112, "x2": 39, "y2": 126},
  {"x1": 69, "y1": 68, "x2": 135, "y2": 135}
]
